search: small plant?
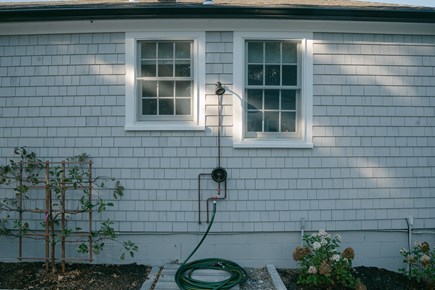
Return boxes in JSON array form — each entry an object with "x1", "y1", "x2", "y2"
[
  {"x1": 292, "y1": 229, "x2": 365, "y2": 290},
  {"x1": 399, "y1": 241, "x2": 434, "y2": 287}
]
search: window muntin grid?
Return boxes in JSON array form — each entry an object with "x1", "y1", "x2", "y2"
[
  {"x1": 245, "y1": 40, "x2": 300, "y2": 138},
  {"x1": 137, "y1": 41, "x2": 193, "y2": 120}
]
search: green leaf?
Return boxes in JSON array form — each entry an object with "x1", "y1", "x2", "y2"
[{"x1": 78, "y1": 243, "x2": 89, "y2": 254}]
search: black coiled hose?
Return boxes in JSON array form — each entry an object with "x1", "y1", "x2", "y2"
[{"x1": 175, "y1": 201, "x2": 248, "y2": 290}]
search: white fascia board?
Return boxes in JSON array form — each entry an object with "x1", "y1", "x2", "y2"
[{"x1": 1, "y1": 19, "x2": 434, "y2": 36}]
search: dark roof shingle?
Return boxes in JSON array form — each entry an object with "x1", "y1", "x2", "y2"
[
  {"x1": 0, "y1": 0, "x2": 434, "y2": 23},
  {"x1": 0, "y1": 0, "x2": 430, "y2": 9}
]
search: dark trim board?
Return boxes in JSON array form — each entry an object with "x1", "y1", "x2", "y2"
[{"x1": 0, "y1": 6, "x2": 435, "y2": 23}]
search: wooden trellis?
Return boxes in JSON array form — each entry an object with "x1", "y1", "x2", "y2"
[{"x1": 17, "y1": 160, "x2": 93, "y2": 273}]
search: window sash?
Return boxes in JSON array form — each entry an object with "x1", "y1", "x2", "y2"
[
  {"x1": 137, "y1": 41, "x2": 194, "y2": 121},
  {"x1": 245, "y1": 89, "x2": 301, "y2": 138},
  {"x1": 245, "y1": 40, "x2": 300, "y2": 89},
  {"x1": 245, "y1": 40, "x2": 301, "y2": 138}
]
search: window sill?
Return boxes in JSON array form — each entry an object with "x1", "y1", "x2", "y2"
[
  {"x1": 124, "y1": 122, "x2": 205, "y2": 131},
  {"x1": 233, "y1": 139, "x2": 313, "y2": 149}
]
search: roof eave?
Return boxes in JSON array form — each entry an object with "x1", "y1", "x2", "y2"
[{"x1": 0, "y1": 6, "x2": 435, "y2": 23}]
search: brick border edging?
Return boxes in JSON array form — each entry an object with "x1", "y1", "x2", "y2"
[{"x1": 266, "y1": 264, "x2": 287, "y2": 290}]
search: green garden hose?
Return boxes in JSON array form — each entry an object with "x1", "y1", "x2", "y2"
[{"x1": 175, "y1": 201, "x2": 248, "y2": 290}]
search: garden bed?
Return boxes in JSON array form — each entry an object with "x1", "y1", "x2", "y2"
[
  {"x1": 0, "y1": 262, "x2": 150, "y2": 290},
  {"x1": 277, "y1": 266, "x2": 433, "y2": 290},
  {"x1": 1, "y1": 262, "x2": 433, "y2": 290}
]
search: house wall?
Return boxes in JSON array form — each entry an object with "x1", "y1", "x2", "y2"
[{"x1": 0, "y1": 23, "x2": 434, "y2": 270}]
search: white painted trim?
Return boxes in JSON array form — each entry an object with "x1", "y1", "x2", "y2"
[
  {"x1": 124, "y1": 123, "x2": 205, "y2": 131},
  {"x1": 233, "y1": 140, "x2": 314, "y2": 148},
  {"x1": 233, "y1": 31, "x2": 314, "y2": 149},
  {"x1": 125, "y1": 31, "x2": 205, "y2": 131},
  {"x1": 1, "y1": 19, "x2": 434, "y2": 36}
]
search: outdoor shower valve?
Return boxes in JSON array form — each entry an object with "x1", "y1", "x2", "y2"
[{"x1": 211, "y1": 167, "x2": 227, "y2": 183}]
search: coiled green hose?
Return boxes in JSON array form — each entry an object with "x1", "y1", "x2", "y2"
[{"x1": 175, "y1": 201, "x2": 248, "y2": 290}]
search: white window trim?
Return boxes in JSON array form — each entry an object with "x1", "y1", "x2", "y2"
[
  {"x1": 233, "y1": 31, "x2": 314, "y2": 148},
  {"x1": 125, "y1": 31, "x2": 205, "y2": 131}
]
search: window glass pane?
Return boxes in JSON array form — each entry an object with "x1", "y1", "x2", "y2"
[
  {"x1": 265, "y1": 42, "x2": 280, "y2": 63},
  {"x1": 247, "y1": 42, "x2": 263, "y2": 63},
  {"x1": 176, "y1": 99, "x2": 191, "y2": 115},
  {"x1": 283, "y1": 42, "x2": 298, "y2": 63},
  {"x1": 140, "y1": 42, "x2": 156, "y2": 59},
  {"x1": 247, "y1": 89, "x2": 262, "y2": 110},
  {"x1": 244, "y1": 40, "x2": 301, "y2": 136},
  {"x1": 141, "y1": 60, "x2": 156, "y2": 77},
  {"x1": 176, "y1": 81, "x2": 191, "y2": 97},
  {"x1": 175, "y1": 60, "x2": 191, "y2": 77},
  {"x1": 264, "y1": 90, "x2": 279, "y2": 110},
  {"x1": 248, "y1": 65, "x2": 263, "y2": 85},
  {"x1": 247, "y1": 111, "x2": 262, "y2": 132},
  {"x1": 281, "y1": 112, "x2": 296, "y2": 132},
  {"x1": 159, "y1": 81, "x2": 174, "y2": 97},
  {"x1": 141, "y1": 81, "x2": 157, "y2": 98},
  {"x1": 265, "y1": 65, "x2": 280, "y2": 86},
  {"x1": 281, "y1": 90, "x2": 296, "y2": 110},
  {"x1": 137, "y1": 40, "x2": 193, "y2": 119},
  {"x1": 158, "y1": 60, "x2": 173, "y2": 77},
  {"x1": 175, "y1": 42, "x2": 191, "y2": 58},
  {"x1": 159, "y1": 99, "x2": 174, "y2": 115},
  {"x1": 142, "y1": 99, "x2": 157, "y2": 115},
  {"x1": 264, "y1": 112, "x2": 279, "y2": 132},
  {"x1": 158, "y1": 42, "x2": 173, "y2": 59},
  {"x1": 282, "y1": 65, "x2": 297, "y2": 86}
]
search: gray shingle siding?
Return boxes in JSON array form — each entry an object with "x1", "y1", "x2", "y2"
[
  {"x1": 0, "y1": 29, "x2": 434, "y2": 268},
  {"x1": 313, "y1": 32, "x2": 435, "y2": 230}
]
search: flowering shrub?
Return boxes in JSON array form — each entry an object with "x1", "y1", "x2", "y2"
[
  {"x1": 399, "y1": 241, "x2": 434, "y2": 286},
  {"x1": 292, "y1": 230, "x2": 364, "y2": 290}
]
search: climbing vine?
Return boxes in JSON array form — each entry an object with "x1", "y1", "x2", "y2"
[{"x1": 0, "y1": 147, "x2": 138, "y2": 272}]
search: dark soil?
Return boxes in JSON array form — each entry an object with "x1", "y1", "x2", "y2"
[
  {"x1": 0, "y1": 262, "x2": 150, "y2": 290},
  {"x1": 278, "y1": 266, "x2": 435, "y2": 290},
  {"x1": 2, "y1": 262, "x2": 434, "y2": 290}
]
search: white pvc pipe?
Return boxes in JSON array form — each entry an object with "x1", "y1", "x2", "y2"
[
  {"x1": 300, "y1": 218, "x2": 306, "y2": 247},
  {"x1": 406, "y1": 216, "x2": 413, "y2": 276}
]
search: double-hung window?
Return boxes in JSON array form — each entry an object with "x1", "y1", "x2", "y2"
[
  {"x1": 246, "y1": 40, "x2": 299, "y2": 137},
  {"x1": 234, "y1": 32, "x2": 313, "y2": 148},
  {"x1": 139, "y1": 41, "x2": 193, "y2": 119},
  {"x1": 125, "y1": 32, "x2": 205, "y2": 130}
]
